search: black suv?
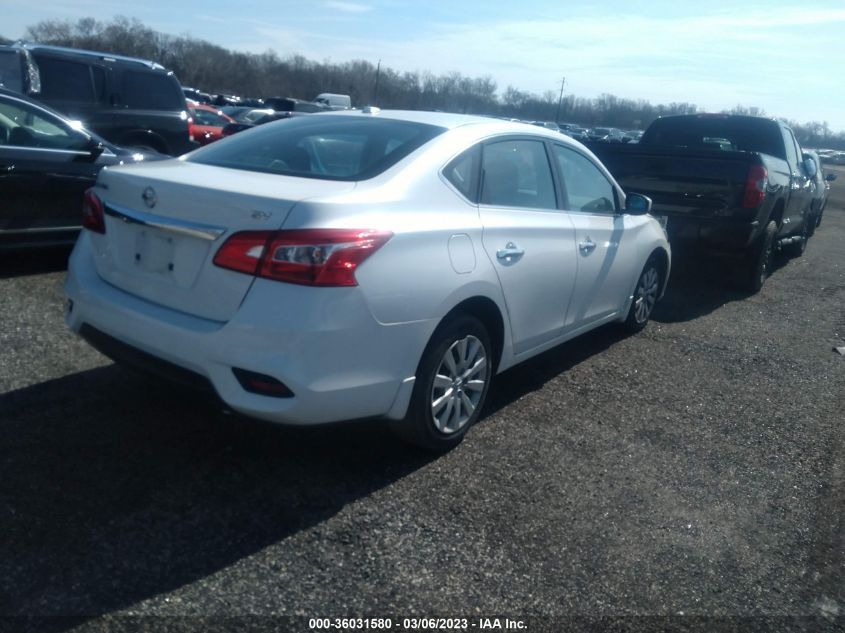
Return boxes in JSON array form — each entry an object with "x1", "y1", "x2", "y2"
[{"x1": 0, "y1": 43, "x2": 195, "y2": 155}]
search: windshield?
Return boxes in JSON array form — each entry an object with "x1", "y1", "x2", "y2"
[{"x1": 188, "y1": 115, "x2": 446, "y2": 180}]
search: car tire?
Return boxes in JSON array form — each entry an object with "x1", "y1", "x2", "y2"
[
  {"x1": 393, "y1": 315, "x2": 493, "y2": 452},
  {"x1": 742, "y1": 220, "x2": 777, "y2": 293},
  {"x1": 622, "y1": 257, "x2": 661, "y2": 333}
]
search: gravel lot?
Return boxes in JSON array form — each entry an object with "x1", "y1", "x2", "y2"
[{"x1": 1, "y1": 168, "x2": 843, "y2": 633}]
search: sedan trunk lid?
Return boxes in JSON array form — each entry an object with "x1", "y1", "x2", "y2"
[{"x1": 89, "y1": 160, "x2": 355, "y2": 322}]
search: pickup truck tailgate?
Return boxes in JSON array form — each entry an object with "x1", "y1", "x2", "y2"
[{"x1": 590, "y1": 145, "x2": 753, "y2": 219}]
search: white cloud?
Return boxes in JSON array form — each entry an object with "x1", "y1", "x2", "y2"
[
  {"x1": 248, "y1": 5, "x2": 845, "y2": 127},
  {"x1": 324, "y1": 1, "x2": 373, "y2": 13}
]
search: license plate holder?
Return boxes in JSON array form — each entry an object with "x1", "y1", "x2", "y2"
[{"x1": 135, "y1": 229, "x2": 176, "y2": 275}]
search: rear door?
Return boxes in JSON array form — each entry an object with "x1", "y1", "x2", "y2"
[{"x1": 477, "y1": 137, "x2": 578, "y2": 356}]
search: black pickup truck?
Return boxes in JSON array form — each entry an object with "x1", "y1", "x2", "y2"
[{"x1": 587, "y1": 114, "x2": 817, "y2": 292}]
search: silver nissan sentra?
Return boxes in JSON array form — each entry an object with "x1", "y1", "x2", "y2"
[{"x1": 65, "y1": 109, "x2": 670, "y2": 451}]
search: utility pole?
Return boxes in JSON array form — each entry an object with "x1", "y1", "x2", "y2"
[
  {"x1": 373, "y1": 59, "x2": 381, "y2": 105},
  {"x1": 555, "y1": 76, "x2": 566, "y2": 123}
]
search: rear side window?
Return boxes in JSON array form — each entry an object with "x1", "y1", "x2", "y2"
[
  {"x1": 0, "y1": 50, "x2": 23, "y2": 93},
  {"x1": 35, "y1": 57, "x2": 95, "y2": 103},
  {"x1": 188, "y1": 116, "x2": 445, "y2": 181},
  {"x1": 480, "y1": 139, "x2": 557, "y2": 210},
  {"x1": 444, "y1": 145, "x2": 480, "y2": 202},
  {"x1": 121, "y1": 71, "x2": 184, "y2": 110}
]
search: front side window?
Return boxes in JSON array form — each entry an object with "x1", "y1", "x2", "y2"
[
  {"x1": 553, "y1": 145, "x2": 617, "y2": 213},
  {"x1": 188, "y1": 116, "x2": 445, "y2": 181},
  {"x1": 781, "y1": 127, "x2": 799, "y2": 169},
  {"x1": 480, "y1": 139, "x2": 556, "y2": 210},
  {"x1": 0, "y1": 99, "x2": 81, "y2": 150}
]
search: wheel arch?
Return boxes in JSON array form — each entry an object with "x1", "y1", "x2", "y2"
[
  {"x1": 438, "y1": 296, "x2": 506, "y2": 374},
  {"x1": 648, "y1": 246, "x2": 671, "y2": 298},
  {"x1": 118, "y1": 130, "x2": 170, "y2": 154}
]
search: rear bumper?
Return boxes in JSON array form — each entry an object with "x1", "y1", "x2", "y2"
[
  {"x1": 664, "y1": 216, "x2": 757, "y2": 253},
  {"x1": 65, "y1": 233, "x2": 433, "y2": 425}
]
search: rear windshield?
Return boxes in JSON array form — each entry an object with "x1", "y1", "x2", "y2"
[
  {"x1": 188, "y1": 115, "x2": 446, "y2": 180},
  {"x1": 641, "y1": 117, "x2": 786, "y2": 159}
]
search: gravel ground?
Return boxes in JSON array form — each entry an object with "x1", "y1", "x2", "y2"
[{"x1": 1, "y1": 169, "x2": 843, "y2": 633}]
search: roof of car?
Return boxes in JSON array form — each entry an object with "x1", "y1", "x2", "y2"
[
  {"x1": 318, "y1": 108, "x2": 560, "y2": 134},
  {"x1": 11, "y1": 42, "x2": 166, "y2": 71}
]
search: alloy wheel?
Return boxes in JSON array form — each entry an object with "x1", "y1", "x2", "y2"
[
  {"x1": 430, "y1": 335, "x2": 488, "y2": 434},
  {"x1": 633, "y1": 267, "x2": 659, "y2": 324}
]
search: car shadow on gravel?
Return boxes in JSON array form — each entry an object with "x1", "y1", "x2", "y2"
[
  {"x1": 0, "y1": 247, "x2": 72, "y2": 279},
  {"x1": 483, "y1": 323, "x2": 629, "y2": 418},
  {"x1": 0, "y1": 365, "x2": 434, "y2": 629},
  {"x1": 650, "y1": 251, "x2": 789, "y2": 323}
]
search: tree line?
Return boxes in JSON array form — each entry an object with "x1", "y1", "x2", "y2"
[{"x1": 4, "y1": 16, "x2": 844, "y2": 149}]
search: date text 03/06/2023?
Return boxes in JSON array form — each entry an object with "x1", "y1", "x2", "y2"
[{"x1": 308, "y1": 617, "x2": 528, "y2": 630}]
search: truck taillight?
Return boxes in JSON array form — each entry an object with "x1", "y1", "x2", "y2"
[
  {"x1": 82, "y1": 189, "x2": 105, "y2": 234},
  {"x1": 742, "y1": 165, "x2": 768, "y2": 209},
  {"x1": 213, "y1": 229, "x2": 393, "y2": 286}
]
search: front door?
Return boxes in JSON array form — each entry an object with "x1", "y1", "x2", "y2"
[{"x1": 551, "y1": 143, "x2": 642, "y2": 327}]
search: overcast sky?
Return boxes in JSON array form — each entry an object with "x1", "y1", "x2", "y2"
[{"x1": 3, "y1": 0, "x2": 844, "y2": 131}]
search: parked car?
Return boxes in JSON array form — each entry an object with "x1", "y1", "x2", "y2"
[
  {"x1": 0, "y1": 88, "x2": 163, "y2": 249},
  {"x1": 558, "y1": 123, "x2": 590, "y2": 142},
  {"x1": 264, "y1": 97, "x2": 330, "y2": 113},
  {"x1": 65, "y1": 110, "x2": 669, "y2": 451},
  {"x1": 587, "y1": 127, "x2": 626, "y2": 143},
  {"x1": 804, "y1": 150, "x2": 837, "y2": 234},
  {"x1": 219, "y1": 109, "x2": 309, "y2": 137},
  {"x1": 624, "y1": 130, "x2": 644, "y2": 143},
  {"x1": 587, "y1": 114, "x2": 816, "y2": 292},
  {"x1": 2, "y1": 43, "x2": 196, "y2": 156},
  {"x1": 188, "y1": 104, "x2": 235, "y2": 146},
  {"x1": 183, "y1": 87, "x2": 211, "y2": 104},
  {"x1": 313, "y1": 93, "x2": 351, "y2": 110}
]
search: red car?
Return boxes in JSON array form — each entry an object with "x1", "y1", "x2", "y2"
[{"x1": 188, "y1": 104, "x2": 236, "y2": 146}]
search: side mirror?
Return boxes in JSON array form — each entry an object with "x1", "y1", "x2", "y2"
[
  {"x1": 803, "y1": 157, "x2": 818, "y2": 179},
  {"x1": 625, "y1": 192, "x2": 652, "y2": 215},
  {"x1": 87, "y1": 139, "x2": 105, "y2": 160},
  {"x1": 826, "y1": 173, "x2": 837, "y2": 182}
]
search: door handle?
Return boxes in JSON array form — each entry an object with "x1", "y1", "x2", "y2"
[
  {"x1": 0, "y1": 164, "x2": 14, "y2": 173},
  {"x1": 579, "y1": 238, "x2": 596, "y2": 254},
  {"x1": 496, "y1": 242, "x2": 524, "y2": 261}
]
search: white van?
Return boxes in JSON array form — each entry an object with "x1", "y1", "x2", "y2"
[{"x1": 314, "y1": 93, "x2": 351, "y2": 110}]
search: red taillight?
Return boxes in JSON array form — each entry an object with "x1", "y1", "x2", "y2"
[
  {"x1": 742, "y1": 164, "x2": 768, "y2": 209},
  {"x1": 82, "y1": 189, "x2": 105, "y2": 234},
  {"x1": 213, "y1": 229, "x2": 393, "y2": 287}
]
